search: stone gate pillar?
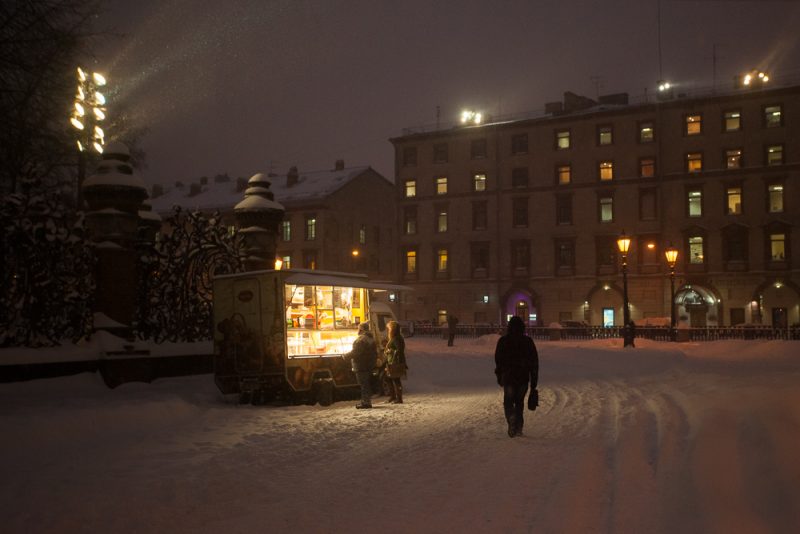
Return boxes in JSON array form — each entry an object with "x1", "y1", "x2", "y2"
[
  {"x1": 81, "y1": 141, "x2": 148, "y2": 330},
  {"x1": 234, "y1": 173, "x2": 285, "y2": 271}
]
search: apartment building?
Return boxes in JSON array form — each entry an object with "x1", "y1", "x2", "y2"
[
  {"x1": 390, "y1": 84, "x2": 800, "y2": 328},
  {"x1": 150, "y1": 162, "x2": 396, "y2": 280}
]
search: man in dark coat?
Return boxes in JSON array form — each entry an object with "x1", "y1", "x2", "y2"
[
  {"x1": 446, "y1": 314, "x2": 459, "y2": 346},
  {"x1": 494, "y1": 316, "x2": 539, "y2": 437},
  {"x1": 345, "y1": 321, "x2": 377, "y2": 409}
]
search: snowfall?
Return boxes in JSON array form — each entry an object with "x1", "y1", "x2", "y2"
[{"x1": 2, "y1": 336, "x2": 800, "y2": 534}]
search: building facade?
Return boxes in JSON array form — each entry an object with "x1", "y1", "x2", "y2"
[
  {"x1": 150, "y1": 162, "x2": 396, "y2": 281},
  {"x1": 390, "y1": 84, "x2": 800, "y2": 328}
]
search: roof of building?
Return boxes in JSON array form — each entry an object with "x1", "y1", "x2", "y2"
[{"x1": 149, "y1": 166, "x2": 385, "y2": 214}]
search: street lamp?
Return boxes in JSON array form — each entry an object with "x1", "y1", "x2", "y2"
[
  {"x1": 70, "y1": 67, "x2": 108, "y2": 208},
  {"x1": 664, "y1": 244, "x2": 679, "y2": 337},
  {"x1": 616, "y1": 230, "x2": 633, "y2": 347}
]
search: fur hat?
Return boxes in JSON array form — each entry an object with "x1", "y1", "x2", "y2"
[{"x1": 358, "y1": 321, "x2": 370, "y2": 334}]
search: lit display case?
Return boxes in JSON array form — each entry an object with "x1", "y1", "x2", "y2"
[{"x1": 285, "y1": 284, "x2": 367, "y2": 358}]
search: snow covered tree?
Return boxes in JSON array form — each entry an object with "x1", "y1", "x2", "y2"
[
  {"x1": 0, "y1": 177, "x2": 95, "y2": 346},
  {"x1": 137, "y1": 207, "x2": 244, "y2": 342}
]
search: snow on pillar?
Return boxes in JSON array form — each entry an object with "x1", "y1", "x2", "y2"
[
  {"x1": 234, "y1": 173, "x2": 285, "y2": 271},
  {"x1": 81, "y1": 141, "x2": 148, "y2": 330}
]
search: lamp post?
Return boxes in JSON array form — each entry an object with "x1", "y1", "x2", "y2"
[
  {"x1": 70, "y1": 67, "x2": 108, "y2": 209},
  {"x1": 664, "y1": 244, "x2": 679, "y2": 339},
  {"x1": 616, "y1": 230, "x2": 632, "y2": 347}
]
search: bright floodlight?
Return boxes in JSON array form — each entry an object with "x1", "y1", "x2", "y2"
[
  {"x1": 742, "y1": 69, "x2": 769, "y2": 87},
  {"x1": 460, "y1": 109, "x2": 483, "y2": 125},
  {"x1": 92, "y1": 72, "x2": 107, "y2": 86},
  {"x1": 70, "y1": 117, "x2": 84, "y2": 130},
  {"x1": 658, "y1": 81, "x2": 671, "y2": 92}
]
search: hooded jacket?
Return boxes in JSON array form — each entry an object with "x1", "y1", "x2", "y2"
[{"x1": 494, "y1": 317, "x2": 539, "y2": 387}]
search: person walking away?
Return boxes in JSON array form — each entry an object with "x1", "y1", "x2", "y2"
[
  {"x1": 447, "y1": 314, "x2": 459, "y2": 346},
  {"x1": 494, "y1": 316, "x2": 539, "y2": 437},
  {"x1": 344, "y1": 321, "x2": 377, "y2": 409},
  {"x1": 384, "y1": 320, "x2": 408, "y2": 403}
]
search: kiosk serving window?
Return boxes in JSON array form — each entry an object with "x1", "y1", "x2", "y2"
[{"x1": 285, "y1": 284, "x2": 367, "y2": 357}]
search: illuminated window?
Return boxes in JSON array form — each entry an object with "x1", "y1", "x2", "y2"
[
  {"x1": 686, "y1": 152, "x2": 703, "y2": 173},
  {"x1": 726, "y1": 149, "x2": 742, "y2": 169},
  {"x1": 305, "y1": 215, "x2": 316, "y2": 240},
  {"x1": 599, "y1": 161, "x2": 613, "y2": 181},
  {"x1": 724, "y1": 110, "x2": 741, "y2": 132},
  {"x1": 688, "y1": 190, "x2": 702, "y2": 217},
  {"x1": 281, "y1": 220, "x2": 291, "y2": 241},
  {"x1": 770, "y1": 233, "x2": 785, "y2": 260},
  {"x1": 281, "y1": 255, "x2": 291, "y2": 269},
  {"x1": 598, "y1": 125, "x2": 613, "y2": 145},
  {"x1": 470, "y1": 138, "x2": 487, "y2": 159},
  {"x1": 556, "y1": 129, "x2": 570, "y2": 149},
  {"x1": 437, "y1": 208, "x2": 448, "y2": 233},
  {"x1": 689, "y1": 236, "x2": 705, "y2": 264},
  {"x1": 768, "y1": 184, "x2": 784, "y2": 213},
  {"x1": 403, "y1": 146, "x2": 417, "y2": 166},
  {"x1": 512, "y1": 197, "x2": 528, "y2": 227},
  {"x1": 557, "y1": 164, "x2": 571, "y2": 185},
  {"x1": 359, "y1": 224, "x2": 366, "y2": 244},
  {"x1": 726, "y1": 187, "x2": 742, "y2": 215},
  {"x1": 764, "y1": 105, "x2": 782, "y2": 128},
  {"x1": 433, "y1": 143, "x2": 448, "y2": 163},
  {"x1": 405, "y1": 250, "x2": 417, "y2": 273},
  {"x1": 436, "y1": 176, "x2": 448, "y2": 195},
  {"x1": 437, "y1": 248, "x2": 448, "y2": 272},
  {"x1": 404, "y1": 180, "x2": 416, "y2": 197},
  {"x1": 511, "y1": 167, "x2": 529, "y2": 188},
  {"x1": 639, "y1": 121, "x2": 654, "y2": 143},
  {"x1": 511, "y1": 133, "x2": 528, "y2": 154},
  {"x1": 639, "y1": 157, "x2": 655, "y2": 178},
  {"x1": 473, "y1": 173, "x2": 486, "y2": 192},
  {"x1": 404, "y1": 207, "x2": 417, "y2": 235},
  {"x1": 766, "y1": 145, "x2": 784, "y2": 166},
  {"x1": 686, "y1": 114, "x2": 702, "y2": 135},
  {"x1": 599, "y1": 196, "x2": 613, "y2": 222}
]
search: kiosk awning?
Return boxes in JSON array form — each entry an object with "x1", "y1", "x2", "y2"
[{"x1": 284, "y1": 272, "x2": 413, "y2": 292}]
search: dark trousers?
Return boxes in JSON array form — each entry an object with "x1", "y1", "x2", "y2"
[
  {"x1": 503, "y1": 381, "x2": 529, "y2": 431},
  {"x1": 447, "y1": 333, "x2": 455, "y2": 346},
  {"x1": 355, "y1": 370, "x2": 372, "y2": 407}
]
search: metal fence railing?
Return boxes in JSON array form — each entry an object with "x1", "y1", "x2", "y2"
[{"x1": 408, "y1": 324, "x2": 800, "y2": 342}]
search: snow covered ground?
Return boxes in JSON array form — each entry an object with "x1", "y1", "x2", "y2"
[{"x1": 2, "y1": 336, "x2": 800, "y2": 533}]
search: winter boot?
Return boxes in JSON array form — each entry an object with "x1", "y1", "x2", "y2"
[
  {"x1": 507, "y1": 415, "x2": 517, "y2": 437},
  {"x1": 394, "y1": 384, "x2": 403, "y2": 404}
]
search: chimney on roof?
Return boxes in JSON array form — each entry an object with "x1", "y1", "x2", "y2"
[
  {"x1": 236, "y1": 177, "x2": 248, "y2": 192},
  {"x1": 563, "y1": 91, "x2": 596, "y2": 113},
  {"x1": 334, "y1": 159, "x2": 345, "y2": 171},
  {"x1": 287, "y1": 166, "x2": 299, "y2": 187}
]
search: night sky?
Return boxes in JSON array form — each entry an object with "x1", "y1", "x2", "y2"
[{"x1": 93, "y1": 0, "x2": 800, "y2": 186}]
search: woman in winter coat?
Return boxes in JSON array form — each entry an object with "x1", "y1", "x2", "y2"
[
  {"x1": 384, "y1": 320, "x2": 408, "y2": 403},
  {"x1": 494, "y1": 316, "x2": 539, "y2": 437}
]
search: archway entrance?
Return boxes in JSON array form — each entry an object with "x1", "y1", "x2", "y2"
[
  {"x1": 675, "y1": 284, "x2": 720, "y2": 327},
  {"x1": 502, "y1": 288, "x2": 539, "y2": 325}
]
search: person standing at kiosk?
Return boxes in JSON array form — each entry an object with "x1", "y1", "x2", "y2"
[{"x1": 345, "y1": 321, "x2": 377, "y2": 409}]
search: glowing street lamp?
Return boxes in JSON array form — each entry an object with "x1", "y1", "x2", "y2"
[
  {"x1": 616, "y1": 230, "x2": 633, "y2": 347},
  {"x1": 740, "y1": 69, "x2": 770, "y2": 88},
  {"x1": 664, "y1": 244, "x2": 679, "y2": 338}
]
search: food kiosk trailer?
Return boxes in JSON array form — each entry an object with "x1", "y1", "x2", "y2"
[{"x1": 212, "y1": 269, "x2": 406, "y2": 405}]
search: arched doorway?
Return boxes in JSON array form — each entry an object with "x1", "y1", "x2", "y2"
[
  {"x1": 585, "y1": 282, "x2": 624, "y2": 326},
  {"x1": 675, "y1": 284, "x2": 720, "y2": 327},
  {"x1": 752, "y1": 279, "x2": 800, "y2": 327},
  {"x1": 501, "y1": 287, "x2": 540, "y2": 325}
]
